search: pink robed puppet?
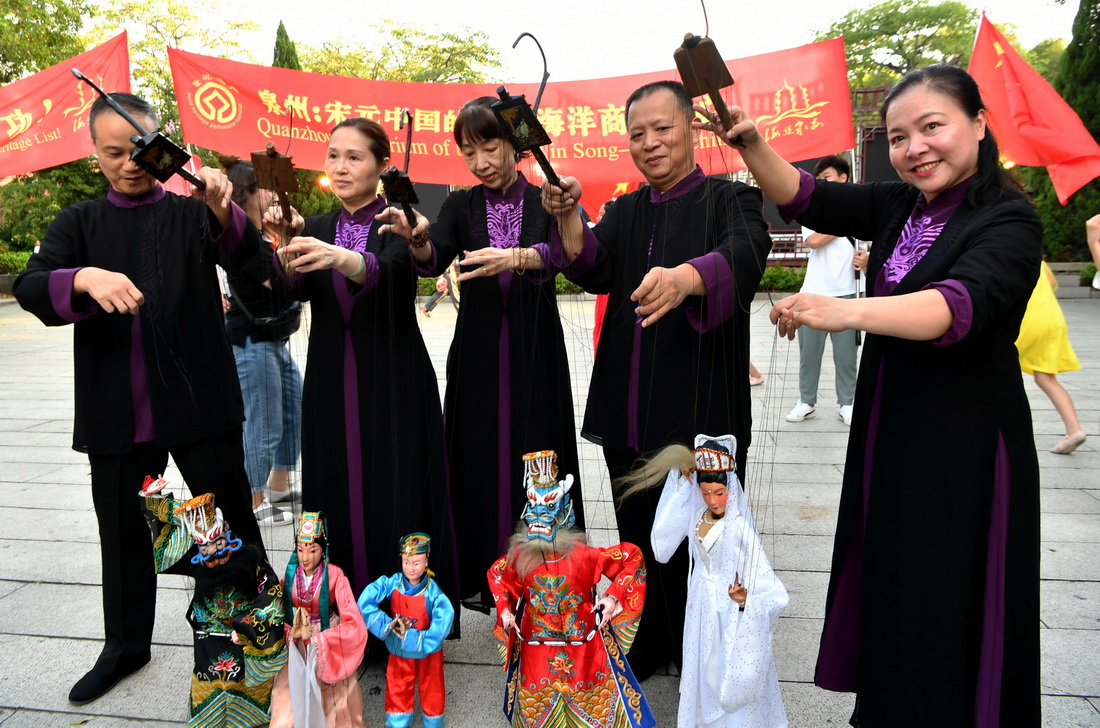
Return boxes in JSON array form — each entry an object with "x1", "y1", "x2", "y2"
[{"x1": 270, "y1": 511, "x2": 368, "y2": 727}]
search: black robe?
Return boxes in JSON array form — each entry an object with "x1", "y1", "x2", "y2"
[
  {"x1": 296, "y1": 208, "x2": 458, "y2": 627},
  {"x1": 561, "y1": 171, "x2": 771, "y2": 676},
  {"x1": 426, "y1": 182, "x2": 582, "y2": 608},
  {"x1": 14, "y1": 192, "x2": 257, "y2": 454},
  {"x1": 798, "y1": 179, "x2": 1041, "y2": 726}
]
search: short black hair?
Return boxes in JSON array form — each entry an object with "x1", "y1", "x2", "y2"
[
  {"x1": 625, "y1": 80, "x2": 695, "y2": 126},
  {"x1": 89, "y1": 93, "x2": 157, "y2": 141},
  {"x1": 813, "y1": 154, "x2": 850, "y2": 180}
]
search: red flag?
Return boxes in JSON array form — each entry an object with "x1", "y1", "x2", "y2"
[
  {"x1": 968, "y1": 14, "x2": 1100, "y2": 204},
  {"x1": 170, "y1": 39, "x2": 852, "y2": 185},
  {"x1": 0, "y1": 33, "x2": 130, "y2": 177}
]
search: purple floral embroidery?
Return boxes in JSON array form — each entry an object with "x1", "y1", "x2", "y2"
[
  {"x1": 335, "y1": 217, "x2": 372, "y2": 253},
  {"x1": 883, "y1": 212, "x2": 944, "y2": 285},
  {"x1": 486, "y1": 201, "x2": 522, "y2": 249}
]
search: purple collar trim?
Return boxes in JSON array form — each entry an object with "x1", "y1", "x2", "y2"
[
  {"x1": 485, "y1": 172, "x2": 529, "y2": 206},
  {"x1": 648, "y1": 166, "x2": 706, "y2": 204},
  {"x1": 921, "y1": 173, "x2": 976, "y2": 211},
  {"x1": 339, "y1": 196, "x2": 388, "y2": 227},
  {"x1": 107, "y1": 183, "x2": 166, "y2": 209}
]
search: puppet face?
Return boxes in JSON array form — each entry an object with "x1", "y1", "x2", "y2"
[
  {"x1": 402, "y1": 553, "x2": 428, "y2": 585},
  {"x1": 296, "y1": 541, "x2": 323, "y2": 576},
  {"x1": 199, "y1": 537, "x2": 231, "y2": 568},
  {"x1": 460, "y1": 135, "x2": 517, "y2": 191},
  {"x1": 521, "y1": 477, "x2": 576, "y2": 542},
  {"x1": 885, "y1": 85, "x2": 985, "y2": 203},
  {"x1": 626, "y1": 87, "x2": 697, "y2": 194},
  {"x1": 325, "y1": 126, "x2": 388, "y2": 212},
  {"x1": 699, "y1": 480, "x2": 728, "y2": 519},
  {"x1": 92, "y1": 110, "x2": 158, "y2": 197}
]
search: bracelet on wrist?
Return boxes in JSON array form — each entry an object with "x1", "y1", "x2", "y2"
[
  {"x1": 345, "y1": 252, "x2": 366, "y2": 278},
  {"x1": 410, "y1": 232, "x2": 428, "y2": 249}
]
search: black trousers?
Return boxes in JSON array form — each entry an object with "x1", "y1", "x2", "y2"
[
  {"x1": 86, "y1": 428, "x2": 261, "y2": 673},
  {"x1": 603, "y1": 445, "x2": 688, "y2": 680}
]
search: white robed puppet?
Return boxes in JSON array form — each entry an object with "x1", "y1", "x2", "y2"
[{"x1": 621, "y1": 434, "x2": 788, "y2": 728}]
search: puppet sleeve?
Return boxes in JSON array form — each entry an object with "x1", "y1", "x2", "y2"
[
  {"x1": 358, "y1": 573, "x2": 400, "y2": 641},
  {"x1": 140, "y1": 495, "x2": 192, "y2": 574},
  {"x1": 596, "y1": 543, "x2": 647, "y2": 653},
  {"x1": 314, "y1": 566, "x2": 368, "y2": 684},
  {"x1": 396, "y1": 580, "x2": 455, "y2": 656},
  {"x1": 233, "y1": 562, "x2": 289, "y2": 675},
  {"x1": 651, "y1": 469, "x2": 697, "y2": 564},
  {"x1": 487, "y1": 555, "x2": 523, "y2": 667}
]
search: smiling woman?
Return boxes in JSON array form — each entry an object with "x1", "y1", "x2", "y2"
[{"x1": 710, "y1": 64, "x2": 1042, "y2": 726}]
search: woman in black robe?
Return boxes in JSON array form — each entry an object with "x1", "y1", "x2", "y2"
[
  {"x1": 710, "y1": 65, "x2": 1041, "y2": 725},
  {"x1": 277, "y1": 118, "x2": 458, "y2": 626},
  {"x1": 392, "y1": 98, "x2": 582, "y2": 612}
]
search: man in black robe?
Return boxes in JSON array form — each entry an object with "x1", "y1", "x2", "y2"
[
  {"x1": 542, "y1": 80, "x2": 772, "y2": 679},
  {"x1": 13, "y1": 92, "x2": 263, "y2": 704}
]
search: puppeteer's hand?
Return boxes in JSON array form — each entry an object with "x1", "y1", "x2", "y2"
[
  {"x1": 631, "y1": 264, "x2": 699, "y2": 327},
  {"x1": 770, "y1": 292, "x2": 855, "y2": 341},
  {"x1": 692, "y1": 104, "x2": 759, "y2": 150},
  {"x1": 457, "y1": 247, "x2": 516, "y2": 281},
  {"x1": 541, "y1": 177, "x2": 581, "y2": 218},
  {"x1": 193, "y1": 167, "x2": 233, "y2": 211},
  {"x1": 262, "y1": 204, "x2": 305, "y2": 237},
  {"x1": 728, "y1": 572, "x2": 748, "y2": 605},
  {"x1": 375, "y1": 205, "x2": 429, "y2": 243},
  {"x1": 281, "y1": 237, "x2": 362, "y2": 277},
  {"x1": 73, "y1": 267, "x2": 144, "y2": 315}
]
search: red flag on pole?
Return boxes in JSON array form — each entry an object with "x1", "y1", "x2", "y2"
[
  {"x1": 968, "y1": 14, "x2": 1100, "y2": 204},
  {"x1": 0, "y1": 33, "x2": 130, "y2": 177}
]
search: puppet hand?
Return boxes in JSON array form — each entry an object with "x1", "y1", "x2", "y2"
[
  {"x1": 73, "y1": 267, "x2": 145, "y2": 315},
  {"x1": 499, "y1": 607, "x2": 516, "y2": 634},
  {"x1": 230, "y1": 630, "x2": 241, "y2": 645},
  {"x1": 769, "y1": 292, "x2": 854, "y2": 341},
  {"x1": 262, "y1": 205, "x2": 304, "y2": 236},
  {"x1": 592, "y1": 595, "x2": 621, "y2": 628},
  {"x1": 692, "y1": 104, "x2": 758, "y2": 150},
  {"x1": 729, "y1": 572, "x2": 748, "y2": 605},
  {"x1": 141, "y1": 474, "x2": 169, "y2": 495},
  {"x1": 194, "y1": 166, "x2": 233, "y2": 210},
  {"x1": 457, "y1": 247, "x2": 514, "y2": 280},
  {"x1": 631, "y1": 265, "x2": 696, "y2": 327},
  {"x1": 541, "y1": 177, "x2": 581, "y2": 217}
]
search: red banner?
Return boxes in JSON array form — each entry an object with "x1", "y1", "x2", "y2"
[
  {"x1": 0, "y1": 33, "x2": 131, "y2": 177},
  {"x1": 170, "y1": 39, "x2": 853, "y2": 186},
  {"x1": 969, "y1": 15, "x2": 1100, "y2": 204}
]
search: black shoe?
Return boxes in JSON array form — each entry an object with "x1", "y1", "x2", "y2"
[{"x1": 68, "y1": 654, "x2": 150, "y2": 705}]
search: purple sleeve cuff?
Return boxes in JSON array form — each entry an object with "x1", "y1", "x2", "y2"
[
  {"x1": 211, "y1": 201, "x2": 247, "y2": 254},
  {"x1": 48, "y1": 268, "x2": 98, "y2": 322},
  {"x1": 549, "y1": 223, "x2": 597, "y2": 277},
  {"x1": 527, "y1": 242, "x2": 555, "y2": 284},
  {"x1": 410, "y1": 243, "x2": 439, "y2": 277},
  {"x1": 683, "y1": 252, "x2": 735, "y2": 333},
  {"x1": 344, "y1": 253, "x2": 380, "y2": 298},
  {"x1": 271, "y1": 248, "x2": 301, "y2": 286},
  {"x1": 776, "y1": 168, "x2": 817, "y2": 223},
  {"x1": 925, "y1": 279, "x2": 973, "y2": 346}
]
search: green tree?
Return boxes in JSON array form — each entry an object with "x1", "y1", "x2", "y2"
[
  {"x1": 86, "y1": 0, "x2": 258, "y2": 128},
  {"x1": 273, "y1": 20, "x2": 301, "y2": 71},
  {"x1": 1023, "y1": 38, "x2": 1066, "y2": 82},
  {"x1": 0, "y1": 0, "x2": 91, "y2": 83},
  {"x1": 1022, "y1": 0, "x2": 1100, "y2": 261},
  {"x1": 299, "y1": 21, "x2": 500, "y2": 83},
  {"x1": 816, "y1": 0, "x2": 979, "y2": 87},
  {"x1": 0, "y1": 159, "x2": 106, "y2": 252}
]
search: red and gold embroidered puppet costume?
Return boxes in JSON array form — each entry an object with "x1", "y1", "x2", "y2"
[
  {"x1": 487, "y1": 451, "x2": 654, "y2": 728},
  {"x1": 269, "y1": 511, "x2": 368, "y2": 727}
]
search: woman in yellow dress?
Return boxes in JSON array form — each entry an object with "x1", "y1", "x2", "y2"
[{"x1": 1016, "y1": 260, "x2": 1086, "y2": 453}]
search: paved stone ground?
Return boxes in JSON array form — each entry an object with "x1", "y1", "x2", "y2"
[{"x1": 0, "y1": 292, "x2": 1097, "y2": 727}]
